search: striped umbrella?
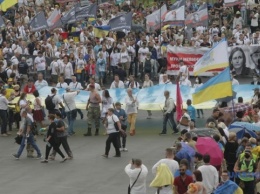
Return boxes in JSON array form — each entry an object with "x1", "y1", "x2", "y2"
[{"x1": 224, "y1": 103, "x2": 251, "y2": 113}]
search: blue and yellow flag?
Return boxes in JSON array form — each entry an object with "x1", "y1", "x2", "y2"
[
  {"x1": 0, "y1": 0, "x2": 17, "y2": 12},
  {"x1": 192, "y1": 67, "x2": 232, "y2": 104}
]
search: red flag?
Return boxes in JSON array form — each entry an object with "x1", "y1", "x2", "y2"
[{"x1": 176, "y1": 81, "x2": 183, "y2": 121}]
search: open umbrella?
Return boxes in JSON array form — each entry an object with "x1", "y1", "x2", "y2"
[
  {"x1": 195, "y1": 137, "x2": 223, "y2": 166},
  {"x1": 181, "y1": 142, "x2": 195, "y2": 158},
  {"x1": 189, "y1": 128, "x2": 219, "y2": 138},
  {"x1": 229, "y1": 122, "x2": 259, "y2": 139},
  {"x1": 224, "y1": 103, "x2": 251, "y2": 113}
]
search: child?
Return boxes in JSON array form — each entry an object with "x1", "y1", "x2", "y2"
[{"x1": 85, "y1": 58, "x2": 96, "y2": 83}]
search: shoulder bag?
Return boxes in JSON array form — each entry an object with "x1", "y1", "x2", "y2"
[{"x1": 128, "y1": 168, "x2": 142, "y2": 194}]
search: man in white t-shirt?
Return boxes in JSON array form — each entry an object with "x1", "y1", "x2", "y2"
[
  {"x1": 110, "y1": 74, "x2": 125, "y2": 89},
  {"x1": 152, "y1": 148, "x2": 179, "y2": 176},
  {"x1": 34, "y1": 51, "x2": 46, "y2": 78},
  {"x1": 34, "y1": 73, "x2": 48, "y2": 90},
  {"x1": 50, "y1": 58, "x2": 60, "y2": 84},
  {"x1": 178, "y1": 59, "x2": 189, "y2": 81},
  {"x1": 56, "y1": 76, "x2": 68, "y2": 88},
  {"x1": 63, "y1": 87, "x2": 80, "y2": 136},
  {"x1": 47, "y1": 88, "x2": 65, "y2": 115},
  {"x1": 85, "y1": 77, "x2": 101, "y2": 91},
  {"x1": 69, "y1": 76, "x2": 83, "y2": 90},
  {"x1": 138, "y1": 43, "x2": 149, "y2": 64},
  {"x1": 198, "y1": 154, "x2": 219, "y2": 194}
]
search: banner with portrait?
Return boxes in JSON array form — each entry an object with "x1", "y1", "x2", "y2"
[
  {"x1": 167, "y1": 45, "x2": 260, "y2": 76},
  {"x1": 145, "y1": 4, "x2": 167, "y2": 31},
  {"x1": 224, "y1": 0, "x2": 245, "y2": 7},
  {"x1": 163, "y1": 6, "x2": 185, "y2": 26},
  {"x1": 185, "y1": 4, "x2": 208, "y2": 28}
]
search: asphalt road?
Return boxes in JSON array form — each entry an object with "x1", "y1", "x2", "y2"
[{"x1": 0, "y1": 76, "x2": 253, "y2": 194}]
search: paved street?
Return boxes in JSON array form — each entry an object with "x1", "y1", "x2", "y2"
[
  {"x1": 0, "y1": 76, "x2": 253, "y2": 194},
  {"x1": 0, "y1": 109, "x2": 208, "y2": 194}
]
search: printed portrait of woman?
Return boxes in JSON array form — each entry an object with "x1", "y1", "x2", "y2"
[
  {"x1": 250, "y1": 46, "x2": 260, "y2": 74},
  {"x1": 229, "y1": 47, "x2": 246, "y2": 75}
]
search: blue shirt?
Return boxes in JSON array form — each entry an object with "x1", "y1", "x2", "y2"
[
  {"x1": 113, "y1": 108, "x2": 127, "y2": 124},
  {"x1": 187, "y1": 105, "x2": 196, "y2": 121},
  {"x1": 94, "y1": 45, "x2": 102, "y2": 57}
]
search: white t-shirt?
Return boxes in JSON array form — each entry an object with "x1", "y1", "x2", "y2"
[
  {"x1": 69, "y1": 82, "x2": 83, "y2": 90},
  {"x1": 251, "y1": 13, "x2": 259, "y2": 27},
  {"x1": 63, "y1": 63, "x2": 73, "y2": 79},
  {"x1": 106, "y1": 114, "x2": 119, "y2": 134},
  {"x1": 56, "y1": 82, "x2": 68, "y2": 88},
  {"x1": 49, "y1": 94, "x2": 62, "y2": 110},
  {"x1": 138, "y1": 47, "x2": 149, "y2": 63},
  {"x1": 34, "y1": 80, "x2": 48, "y2": 90},
  {"x1": 86, "y1": 83, "x2": 101, "y2": 91},
  {"x1": 34, "y1": 56, "x2": 46, "y2": 71},
  {"x1": 50, "y1": 61, "x2": 59, "y2": 75},
  {"x1": 63, "y1": 92, "x2": 78, "y2": 112},
  {"x1": 152, "y1": 158, "x2": 179, "y2": 176},
  {"x1": 198, "y1": 165, "x2": 219, "y2": 194},
  {"x1": 110, "y1": 81, "x2": 125, "y2": 89},
  {"x1": 120, "y1": 51, "x2": 129, "y2": 63}
]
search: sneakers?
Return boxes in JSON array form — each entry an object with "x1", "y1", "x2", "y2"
[
  {"x1": 60, "y1": 157, "x2": 67, "y2": 163},
  {"x1": 36, "y1": 155, "x2": 43, "y2": 159},
  {"x1": 123, "y1": 148, "x2": 128, "y2": 152},
  {"x1": 41, "y1": 159, "x2": 48, "y2": 163},
  {"x1": 12, "y1": 154, "x2": 19, "y2": 159},
  {"x1": 120, "y1": 148, "x2": 123, "y2": 152},
  {"x1": 146, "y1": 116, "x2": 151, "y2": 119},
  {"x1": 172, "y1": 131, "x2": 179, "y2": 135},
  {"x1": 102, "y1": 154, "x2": 108, "y2": 158},
  {"x1": 1, "y1": 133, "x2": 8, "y2": 137}
]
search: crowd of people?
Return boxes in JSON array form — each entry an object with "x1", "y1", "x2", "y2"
[{"x1": 1, "y1": 0, "x2": 260, "y2": 194}]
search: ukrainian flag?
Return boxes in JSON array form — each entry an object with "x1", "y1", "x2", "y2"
[
  {"x1": 192, "y1": 67, "x2": 232, "y2": 104},
  {"x1": 94, "y1": 25, "x2": 110, "y2": 38},
  {"x1": 0, "y1": 0, "x2": 17, "y2": 12}
]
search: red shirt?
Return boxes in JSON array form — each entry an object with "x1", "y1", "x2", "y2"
[
  {"x1": 174, "y1": 175, "x2": 193, "y2": 194},
  {"x1": 23, "y1": 85, "x2": 36, "y2": 94}
]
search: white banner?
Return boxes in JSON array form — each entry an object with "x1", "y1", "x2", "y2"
[{"x1": 163, "y1": 5, "x2": 185, "y2": 25}]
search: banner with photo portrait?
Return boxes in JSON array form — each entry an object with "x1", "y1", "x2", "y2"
[
  {"x1": 185, "y1": 4, "x2": 208, "y2": 28},
  {"x1": 224, "y1": 0, "x2": 245, "y2": 7},
  {"x1": 163, "y1": 6, "x2": 185, "y2": 26},
  {"x1": 145, "y1": 4, "x2": 168, "y2": 31},
  {"x1": 167, "y1": 45, "x2": 260, "y2": 76}
]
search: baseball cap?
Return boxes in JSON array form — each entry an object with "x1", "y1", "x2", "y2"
[{"x1": 115, "y1": 102, "x2": 122, "y2": 106}]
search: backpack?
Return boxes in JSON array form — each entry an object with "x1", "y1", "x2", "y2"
[
  {"x1": 45, "y1": 95, "x2": 56, "y2": 110},
  {"x1": 0, "y1": 68, "x2": 10, "y2": 83},
  {"x1": 144, "y1": 59, "x2": 152, "y2": 72}
]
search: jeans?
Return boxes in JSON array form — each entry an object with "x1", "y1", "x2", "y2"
[
  {"x1": 105, "y1": 132, "x2": 120, "y2": 156},
  {"x1": 162, "y1": 112, "x2": 177, "y2": 133},
  {"x1": 197, "y1": 109, "x2": 204, "y2": 117},
  {"x1": 17, "y1": 134, "x2": 41, "y2": 157},
  {"x1": 241, "y1": 9, "x2": 247, "y2": 25},
  {"x1": 66, "y1": 111, "x2": 75, "y2": 135},
  {"x1": 0, "y1": 110, "x2": 8, "y2": 134}
]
